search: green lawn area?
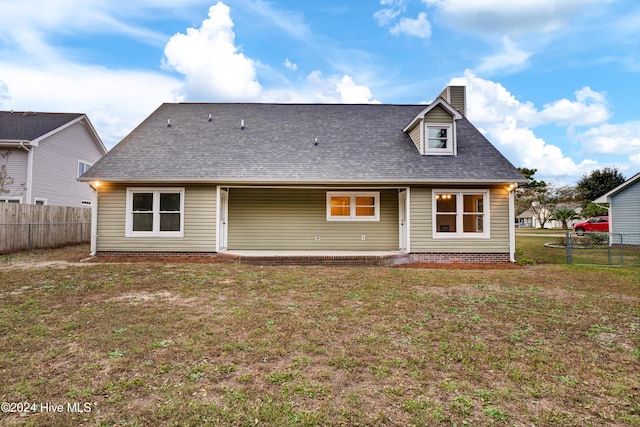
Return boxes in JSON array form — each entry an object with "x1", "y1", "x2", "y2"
[{"x1": 0, "y1": 244, "x2": 638, "y2": 426}]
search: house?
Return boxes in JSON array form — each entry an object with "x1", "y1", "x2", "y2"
[
  {"x1": 0, "y1": 111, "x2": 107, "y2": 207},
  {"x1": 594, "y1": 172, "x2": 640, "y2": 245},
  {"x1": 517, "y1": 203, "x2": 581, "y2": 229},
  {"x1": 79, "y1": 86, "x2": 527, "y2": 263}
]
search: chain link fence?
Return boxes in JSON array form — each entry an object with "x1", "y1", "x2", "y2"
[{"x1": 565, "y1": 231, "x2": 640, "y2": 266}]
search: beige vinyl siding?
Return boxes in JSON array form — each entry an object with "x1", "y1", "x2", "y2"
[
  {"x1": 2, "y1": 148, "x2": 28, "y2": 200},
  {"x1": 410, "y1": 186, "x2": 510, "y2": 253},
  {"x1": 32, "y1": 121, "x2": 104, "y2": 206},
  {"x1": 448, "y1": 86, "x2": 466, "y2": 116},
  {"x1": 408, "y1": 124, "x2": 421, "y2": 152},
  {"x1": 228, "y1": 188, "x2": 399, "y2": 250},
  {"x1": 437, "y1": 86, "x2": 466, "y2": 116},
  {"x1": 96, "y1": 184, "x2": 216, "y2": 252},
  {"x1": 423, "y1": 105, "x2": 453, "y2": 123}
]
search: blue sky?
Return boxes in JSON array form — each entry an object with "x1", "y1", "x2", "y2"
[{"x1": 1, "y1": 0, "x2": 639, "y2": 185}]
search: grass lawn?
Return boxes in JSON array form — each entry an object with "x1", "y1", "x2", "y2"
[{"x1": 0, "y1": 244, "x2": 639, "y2": 426}]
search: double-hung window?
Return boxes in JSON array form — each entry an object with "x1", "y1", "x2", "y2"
[
  {"x1": 126, "y1": 188, "x2": 184, "y2": 237},
  {"x1": 433, "y1": 190, "x2": 489, "y2": 238},
  {"x1": 327, "y1": 191, "x2": 380, "y2": 221},
  {"x1": 425, "y1": 124, "x2": 453, "y2": 154}
]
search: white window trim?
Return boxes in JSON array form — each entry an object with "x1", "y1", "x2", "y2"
[
  {"x1": 125, "y1": 187, "x2": 185, "y2": 238},
  {"x1": 34, "y1": 197, "x2": 48, "y2": 206},
  {"x1": 424, "y1": 123, "x2": 455, "y2": 155},
  {"x1": 326, "y1": 191, "x2": 380, "y2": 222},
  {"x1": 78, "y1": 160, "x2": 93, "y2": 178},
  {"x1": 432, "y1": 189, "x2": 490, "y2": 239}
]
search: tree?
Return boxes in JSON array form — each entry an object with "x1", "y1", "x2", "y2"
[
  {"x1": 551, "y1": 207, "x2": 579, "y2": 230},
  {"x1": 515, "y1": 168, "x2": 547, "y2": 216},
  {"x1": 576, "y1": 167, "x2": 625, "y2": 203},
  {"x1": 517, "y1": 167, "x2": 546, "y2": 189},
  {"x1": 518, "y1": 183, "x2": 576, "y2": 229},
  {"x1": 0, "y1": 151, "x2": 15, "y2": 196},
  {"x1": 581, "y1": 201, "x2": 608, "y2": 218}
]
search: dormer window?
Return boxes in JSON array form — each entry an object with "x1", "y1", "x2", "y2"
[
  {"x1": 426, "y1": 125, "x2": 453, "y2": 154},
  {"x1": 403, "y1": 94, "x2": 463, "y2": 156}
]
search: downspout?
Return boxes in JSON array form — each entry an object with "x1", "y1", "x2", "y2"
[
  {"x1": 508, "y1": 184, "x2": 517, "y2": 263},
  {"x1": 90, "y1": 183, "x2": 99, "y2": 256},
  {"x1": 20, "y1": 142, "x2": 33, "y2": 204}
]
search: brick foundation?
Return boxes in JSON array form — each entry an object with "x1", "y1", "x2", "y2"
[
  {"x1": 401, "y1": 252, "x2": 511, "y2": 264},
  {"x1": 95, "y1": 251, "x2": 511, "y2": 266}
]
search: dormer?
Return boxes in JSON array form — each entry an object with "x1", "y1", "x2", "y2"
[{"x1": 403, "y1": 86, "x2": 465, "y2": 156}]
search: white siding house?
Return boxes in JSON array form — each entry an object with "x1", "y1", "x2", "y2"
[
  {"x1": 595, "y1": 172, "x2": 640, "y2": 245},
  {"x1": 0, "y1": 111, "x2": 107, "y2": 207}
]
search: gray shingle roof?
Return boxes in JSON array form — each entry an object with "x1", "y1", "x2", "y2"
[
  {"x1": 0, "y1": 111, "x2": 83, "y2": 141},
  {"x1": 81, "y1": 103, "x2": 526, "y2": 184}
]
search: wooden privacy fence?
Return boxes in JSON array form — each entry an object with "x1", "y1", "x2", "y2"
[{"x1": 0, "y1": 204, "x2": 91, "y2": 254}]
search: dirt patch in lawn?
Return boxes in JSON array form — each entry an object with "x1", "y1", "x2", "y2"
[{"x1": 398, "y1": 262, "x2": 526, "y2": 270}]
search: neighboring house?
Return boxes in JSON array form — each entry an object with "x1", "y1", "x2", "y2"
[
  {"x1": 79, "y1": 86, "x2": 527, "y2": 262},
  {"x1": 0, "y1": 111, "x2": 107, "y2": 207},
  {"x1": 516, "y1": 210, "x2": 534, "y2": 228},
  {"x1": 594, "y1": 172, "x2": 640, "y2": 245},
  {"x1": 517, "y1": 203, "x2": 581, "y2": 229}
]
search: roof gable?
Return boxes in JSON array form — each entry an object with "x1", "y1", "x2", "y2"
[
  {"x1": 0, "y1": 111, "x2": 107, "y2": 154},
  {"x1": 402, "y1": 98, "x2": 462, "y2": 134},
  {"x1": 594, "y1": 172, "x2": 640, "y2": 202}
]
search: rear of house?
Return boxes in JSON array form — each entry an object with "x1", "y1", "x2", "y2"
[{"x1": 80, "y1": 86, "x2": 526, "y2": 263}]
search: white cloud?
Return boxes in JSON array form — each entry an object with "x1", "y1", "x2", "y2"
[
  {"x1": 284, "y1": 71, "x2": 379, "y2": 104},
  {"x1": 535, "y1": 86, "x2": 610, "y2": 127},
  {"x1": 0, "y1": 81, "x2": 9, "y2": 103},
  {"x1": 375, "y1": 0, "x2": 432, "y2": 39},
  {"x1": 422, "y1": 0, "x2": 607, "y2": 34},
  {"x1": 573, "y1": 121, "x2": 640, "y2": 155},
  {"x1": 0, "y1": 0, "x2": 199, "y2": 53},
  {"x1": 336, "y1": 75, "x2": 380, "y2": 104},
  {"x1": 284, "y1": 58, "x2": 298, "y2": 71},
  {"x1": 390, "y1": 13, "x2": 432, "y2": 39},
  {"x1": 0, "y1": 62, "x2": 183, "y2": 148},
  {"x1": 162, "y1": 2, "x2": 262, "y2": 101},
  {"x1": 231, "y1": 0, "x2": 311, "y2": 40},
  {"x1": 374, "y1": 8, "x2": 401, "y2": 27},
  {"x1": 449, "y1": 71, "x2": 584, "y2": 179},
  {"x1": 448, "y1": 71, "x2": 634, "y2": 180},
  {"x1": 475, "y1": 37, "x2": 532, "y2": 74},
  {"x1": 163, "y1": 2, "x2": 379, "y2": 105}
]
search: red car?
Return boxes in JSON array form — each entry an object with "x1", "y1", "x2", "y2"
[{"x1": 573, "y1": 216, "x2": 609, "y2": 235}]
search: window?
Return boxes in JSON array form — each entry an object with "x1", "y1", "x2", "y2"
[
  {"x1": 125, "y1": 188, "x2": 184, "y2": 237},
  {"x1": 433, "y1": 190, "x2": 489, "y2": 238},
  {"x1": 425, "y1": 124, "x2": 453, "y2": 154},
  {"x1": 327, "y1": 191, "x2": 380, "y2": 221},
  {"x1": 34, "y1": 198, "x2": 47, "y2": 206},
  {"x1": 0, "y1": 198, "x2": 21, "y2": 204},
  {"x1": 78, "y1": 161, "x2": 92, "y2": 178}
]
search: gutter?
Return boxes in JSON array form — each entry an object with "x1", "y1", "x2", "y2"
[{"x1": 0, "y1": 140, "x2": 32, "y2": 151}]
